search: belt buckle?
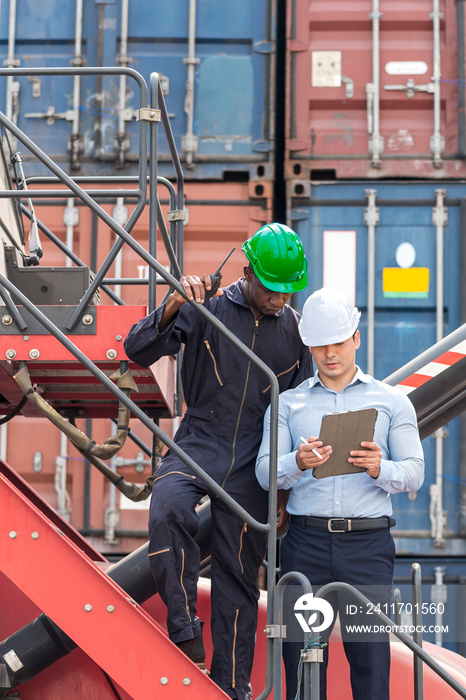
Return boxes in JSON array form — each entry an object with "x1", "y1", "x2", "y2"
[{"x1": 328, "y1": 518, "x2": 350, "y2": 532}]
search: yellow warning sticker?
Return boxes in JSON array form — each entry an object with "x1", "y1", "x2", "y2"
[{"x1": 383, "y1": 268, "x2": 429, "y2": 298}]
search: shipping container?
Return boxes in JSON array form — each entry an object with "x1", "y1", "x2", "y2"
[
  {"x1": 289, "y1": 179, "x2": 465, "y2": 557},
  {"x1": 0, "y1": 0, "x2": 276, "y2": 181},
  {"x1": 285, "y1": 0, "x2": 466, "y2": 180},
  {"x1": 1, "y1": 179, "x2": 271, "y2": 555}
]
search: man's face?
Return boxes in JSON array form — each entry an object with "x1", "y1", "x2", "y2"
[
  {"x1": 310, "y1": 331, "x2": 360, "y2": 389},
  {"x1": 244, "y1": 266, "x2": 292, "y2": 316}
]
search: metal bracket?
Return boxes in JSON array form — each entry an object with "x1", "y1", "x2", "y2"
[
  {"x1": 384, "y1": 78, "x2": 435, "y2": 99},
  {"x1": 264, "y1": 624, "x2": 287, "y2": 639},
  {"x1": 432, "y1": 192, "x2": 448, "y2": 227},
  {"x1": 342, "y1": 75, "x2": 354, "y2": 99},
  {"x1": 364, "y1": 190, "x2": 380, "y2": 226},
  {"x1": 183, "y1": 57, "x2": 200, "y2": 66},
  {"x1": 28, "y1": 76, "x2": 41, "y2": 98},
  {"x1": 167, "y1": 210, "x2": 188, "y2": 222},
  {"x1": 25, "y1": 106, "x2": 74, "y2": 126},
  {"x1": 302, "y1": 648, "x2": 324, "y2": 663},
  {"x1": 136, "y1": 108, "x2": 161, "y2": 123}
]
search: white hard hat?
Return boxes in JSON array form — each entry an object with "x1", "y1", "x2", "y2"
[{"x1": 299, "y1": 288, "x2": 361, "y2": 346}]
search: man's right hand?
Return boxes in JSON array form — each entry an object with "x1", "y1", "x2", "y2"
[
  {"x1": 159, "y1": 274, "x2": 223, "y2": 330},
  {"x1": 296, "y1": 436, "x2": 332, "y2": 471}
]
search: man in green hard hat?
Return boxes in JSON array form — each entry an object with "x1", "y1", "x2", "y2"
[{"x1": 124, "y1": 222, "x2": 312, "y2": 700}]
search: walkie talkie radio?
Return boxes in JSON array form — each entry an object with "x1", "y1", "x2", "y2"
[{"x1": 204, "y1": 247, "x2": 235, "y2": 301}]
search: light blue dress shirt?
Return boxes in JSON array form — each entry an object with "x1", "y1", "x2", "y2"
[{"x1": 255, "y1": 367, "x2": 424, "y2": 518}]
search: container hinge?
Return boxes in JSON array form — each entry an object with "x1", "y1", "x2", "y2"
[
  {"x1": 252, "y1": 140, "x2": 273, "y2": 153},
  {"x1": 167, "y1": 210, "x2": 188, "y2": 222},
  {"x1": 290, "y1": 209, "x2": 310, "y2": 222},
  {"x1": 264, "y1": 624, "x2": 287, "y2": 639},
  {"x1": 136, "y1": 108, "x2": 161, "y2": 123},
  {"x1": 289, "y1": 41, "x2": 309, "y2": 53},
  {"x1": 254, "y1": 41, "x2": 274, "y2": 54}
]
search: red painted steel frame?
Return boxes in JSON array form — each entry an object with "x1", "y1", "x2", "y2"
[{"x1": 0, "y1": 472, "x2": 228, "y2": 700}]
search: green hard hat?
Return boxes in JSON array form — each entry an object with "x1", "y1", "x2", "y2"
[{"x1": 241, "y1": 223, "x2": 308, "y2": 293}]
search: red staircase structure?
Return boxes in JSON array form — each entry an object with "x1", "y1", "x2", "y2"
[{"x1": 0, "y1": 463, "x2": 227, "y2": 699}]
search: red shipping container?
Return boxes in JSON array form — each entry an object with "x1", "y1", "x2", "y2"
[{"x1": 286, "y1": 0, "x2": 466, "y2": 180}]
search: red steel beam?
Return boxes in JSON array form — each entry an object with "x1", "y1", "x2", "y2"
[{"x1": 0, "y1": 473, "x2": 228, "y2": 699}]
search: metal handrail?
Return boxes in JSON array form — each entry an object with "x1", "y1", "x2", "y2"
[
  {"x1": 315, "y1": 581, "x2": 466, "y2": 698},
  {"x1": 272, "y1": 570, "x2": 466, "y2": 699}
]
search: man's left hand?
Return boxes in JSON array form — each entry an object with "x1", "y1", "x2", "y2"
[{"x1": 348, "y1": 441, "x2": 382, "y2": 479}]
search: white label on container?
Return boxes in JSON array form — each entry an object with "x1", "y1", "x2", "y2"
[
  {"x1": 312, "y1": 51, "x2": 342, "y2": 88},
  {"x1": 323, "y1": 231, "x2": 357, "y2": 306},
  {"x1": 3, "y1": 650, "x2": 24, "y2": 672},
  {"x1": 385, "y1": 61, "x2": 428, "y2": 75}
]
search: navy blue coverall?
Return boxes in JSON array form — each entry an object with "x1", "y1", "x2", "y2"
[{"x1": 124, "y1": 279, "x2": 313, "y2": 699}]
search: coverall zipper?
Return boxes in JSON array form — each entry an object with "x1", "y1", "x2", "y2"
[
  {"x1": 238, "y1": 522, "x2": 248, "y2": 574},
  {"x1": 221, "y1": 318, "x2": 261, "y2": 489},
  {"x1": 204, "y1": 339, "x2": 224, "y2": 386},
  {"x1": 262, "y1": 359, "x2": 301, "y2": 394},
  {"x1": 232, "y1": 608, "x2": 239, "y2": 688},
  {"x1": 180, "y1": 547, "x2": 190, "y2": 617}
]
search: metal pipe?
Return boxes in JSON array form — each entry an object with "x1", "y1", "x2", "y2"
[
  {"x1": 267, "y1": 571, "x2": 314, "y2": 700},
  {"x1": 105, "y1": 423, "x2": 120, "y2": 545},
  {"x1": 118, "y1": 0, "x2": 130, "y2": 136},
  {"x1": 411, "y1": 563, "x2": 424, "y2": 700},
  {"x1": 314, "y1": 582, "x2": 466, "y2": 698},
  {"x1": 431, "y1": 0, "x2": 444, "y2": 167},
  {"x1": 369, "y1": 0, "x2": 383, "y2": 167},
  {"x1": 149, "y1": 75, "x2": 159, "y2": 312},
  {"x1": 5, "y1": 0, "x2": 19, "y2": 151},
  {"x1": 365, "y1": 189, "x2": 379, "y2": 376},
  {"x1": 182, "y1": 0, "x2": 199, "y2": 167},
  {"x1": 383, "y1": 323, "x2": 466, "y2": 387},
  {"x1": 460, "y1": 199, "x2": 466, "y2": 536},
  {"x1": 112, "y1": 197, "x2": 128, "y2": 299},
  {"x1": 457, "y1": 1, "x2": 466, "y2": 157},
  {"x1": 432, "y1": 189, "x2": 447, "y2": 548},
  {"x1": 55, "y1": 433, "x2": 71, "y2": 521},
  {"x1": 64, "y1": 198, "x2": 76, "y2": 267},
  {"x1": 70, "y1": 0, "x2": 84, "y2": 170},
  {"x1": 433, "y1": 566, "x2": 446, "y2": 646}
]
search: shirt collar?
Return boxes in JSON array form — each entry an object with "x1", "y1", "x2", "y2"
[
  {"x1": 309, "y1": 365, "x2": 370, "y2": 390},
  {"x1": 224, "y1": 278, "x2": 286, "y2": 317}
]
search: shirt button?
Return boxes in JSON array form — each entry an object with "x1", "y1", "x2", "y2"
[{"x1": 335, "y1": 501, "x2": 340, "y2": 505}]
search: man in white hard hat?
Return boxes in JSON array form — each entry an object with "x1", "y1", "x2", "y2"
[{"x1": 256, "y1": 287, "x2": 424, "y2": 700}]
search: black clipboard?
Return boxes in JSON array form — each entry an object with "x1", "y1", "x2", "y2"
[{"x1": 313, "y1": 408, "x2": 378, "y2": 479}]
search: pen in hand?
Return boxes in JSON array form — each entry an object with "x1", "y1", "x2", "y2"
[{"x1": 300, "y1": 436, "x2": 323, "y2": 460}]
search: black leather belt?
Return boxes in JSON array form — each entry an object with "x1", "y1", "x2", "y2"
[{"x1": 290, "y1": 515, "x2": 396, "y2": 533}]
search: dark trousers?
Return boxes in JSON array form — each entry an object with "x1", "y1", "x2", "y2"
[
  {"x1": 148, "y1": 458, "x2": 267, "y2": 700},
  {"x1": 281, "y1": 521, "x2": 395, "y2": 700}
]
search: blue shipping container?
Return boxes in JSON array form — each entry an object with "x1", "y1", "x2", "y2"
[
  {"x1": 290, "y1": 181, "x2": 465, "y2": 558},
  {"x1": 0, "y1": 0, "x2": 275, "y2": 180}
]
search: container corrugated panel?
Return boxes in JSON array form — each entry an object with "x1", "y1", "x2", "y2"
[
  {"x1": 286, "y1": 0, "x2": 466, "y2": 180},
  {"x1": 3, "y1": 180, "x2": 271, "y2": 555},
  {"x1": 0, "y1": 0, "x2": 276, "y2": 181},
  {"x1": 289, "y1": 180, "x2": 464, "y2": 556}
]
